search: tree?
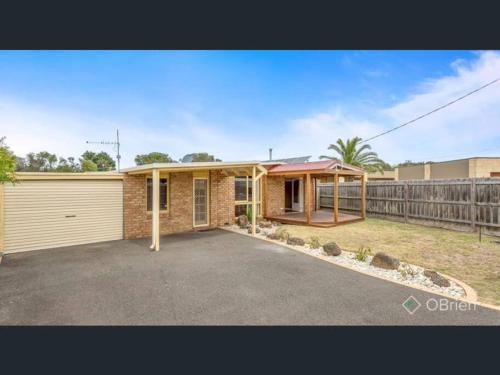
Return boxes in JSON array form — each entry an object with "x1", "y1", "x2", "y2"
[
  {"x1": 181, "y1": 152, "x2": 221, "y2": 163},
  {"x1": 320, "y1": 137, "x2": 386, "y2": 172},
  {"x1": 17, "y1": 151, "x2": 58, "y2": 171},
  {"x1": 56, "y1": 157, "x2": 80, "y2": 172},
  {"x1": 81, "y1": 159, "x2": 98, "y2": 172},
  {"x1": 80, "y1": 151, "x2": 116, "y2": 171},
  {"x1": 0, "y1": 137, "x2": 17, "y2": 184},
  {"x1": 135, "y1": 152, "x2": 174, "y2": 165},
  {"x1": 395, "y1": 160, "x2": 425, "y2": 168}
]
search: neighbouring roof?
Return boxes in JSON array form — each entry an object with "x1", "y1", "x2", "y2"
[
  {"x1": 261, "y1": 156, "x2": 311, "y2": 164},
  {"x1": 267, "y1": 159, "x2": 364, "y2": 174}
]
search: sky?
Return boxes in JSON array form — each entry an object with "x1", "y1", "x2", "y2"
[{"x1": 0, "y1": 50, "x2": 499, "y2": 168}]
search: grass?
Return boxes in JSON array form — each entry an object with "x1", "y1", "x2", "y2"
[{"x1": 282, "y1": 218, "x2": 500, "y2": 306}]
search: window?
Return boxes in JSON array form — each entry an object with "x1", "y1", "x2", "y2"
[
  {"x1": 234, "y1": 176, "x2": 261, "y2": 217},
  {"x1": 147, "y1": 178, "x2": 168, "y2": 211},
  {"x1": 235, "y1": 177, "x2": 247, "y2": 201}
]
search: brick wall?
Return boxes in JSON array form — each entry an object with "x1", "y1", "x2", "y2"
[
  {"x1": 124, "y1": 170, "x2": 235, "y2": 239},
  {"x1": 266, "y1": 176, "x2": 285, "y2": 216},
  {"x1": 210, "y1": 171, "x2": 235, "y2": 227}
]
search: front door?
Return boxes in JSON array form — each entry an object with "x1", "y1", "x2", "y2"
[
  {"x1": 291, "y1": 178, "x2": 303, "y2": 212},
  {"x1": 285, "y1": 180, "x2": 292, "y2": 211},
  {"x1": 193, "y1": 178, "x2": 209, "y2": 227}
]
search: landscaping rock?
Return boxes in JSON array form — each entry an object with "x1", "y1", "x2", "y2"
[
  {"x1": 259, "y1": 221, "x2": 273, "y2": 228},
  {"x1": 287, "y1": 237, "x2": 305, "y2": 246},
  {"x1": 247, "y1": 227, "x2": 261, "y2": 234},
  {"x1": 424, "y1": 269, "x2": 450, "y2": 287},
  {"x1": 267, "y1": 233, "x2": 280, "y2": 240},
  {"x1": 237, "y1": 215, "x2": 248, "y2": 228},
  {"x1": 323, "y1": 242, "x2": 342, "y2": 256},
  {"x1": 370, "y1": 252, "x2": 400, "y2": 270}
]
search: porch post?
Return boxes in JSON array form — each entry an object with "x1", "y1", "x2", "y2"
[
  {"x1": 151, "y1": 168, "x2": 160, "y2": 251},
  {"x1": 306, "y1": 173, "x2": 311, "y2": 224},
  {"x1": 360, "y1": 173, "x2": 366, "y2": 219},
  {"x1": 334, "y1": 173, "x2": 339, "y2": 223},
  {"x1": 262, "y1": 175, "x2": 268, "y2": 217},
  {"x1": 252, "y1": 166, "x2": 257, "y2": 235}
]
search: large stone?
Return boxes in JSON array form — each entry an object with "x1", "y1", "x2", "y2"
[
  {"x1": 247, "y1": 227, "x2": 261, "y2": 234},
  {"x1": 370, "y1": 252, "x2": 400, "y2": 270},
  {"x1": 267, "y1": 233, "x2": 280, "y2": 240},
  {"x1": 287, "y1": 237, "x2": 305, "y2": 246},
  {"x1": 259, "y1": 221, "x2": 273, "y2": 228},
  {"x1": 237, "y1": 215, "x2": 248, "y2": 228},
  {"x1": 323, "y1": 242, "x2": 342, "y2": 256},
  {"x1": 424, "y1": 270, "x2": 450, "y2": 288}
]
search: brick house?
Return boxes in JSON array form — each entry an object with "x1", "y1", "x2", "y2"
[
  {"x1": 121, "y1": 160, "x2": 365, "y2": 251},
  {"x1": 1, "y1": 160, "x2": 365, "y2": 254}
]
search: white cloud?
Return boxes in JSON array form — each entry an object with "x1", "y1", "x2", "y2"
[
  {"x1": 279, "y1": 51, "x2": 500, "y2": 164},
  {"x1": 0, "y1": 98, "x2": 263, "y2": 168}
]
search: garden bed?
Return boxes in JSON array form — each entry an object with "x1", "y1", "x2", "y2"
[{"x1": 226, "y1": 221, "x2": 469, "y2": 301}]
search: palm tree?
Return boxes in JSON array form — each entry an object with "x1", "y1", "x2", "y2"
[{"x1": 320, "y1": 137, "x2": 386, "y2": 172}]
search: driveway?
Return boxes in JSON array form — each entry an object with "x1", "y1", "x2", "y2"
[{"x1": 1, "y1": 229, "x2": 499, "y2": 325}]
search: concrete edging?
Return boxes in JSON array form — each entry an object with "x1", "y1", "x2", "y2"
[{"x1": 221, "y1": 226, "x2": 500, "y2": 312}]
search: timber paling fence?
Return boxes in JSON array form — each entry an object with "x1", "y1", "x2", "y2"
[{"x1": 318, "y1": 178, "x2": 500, "y2": 233}]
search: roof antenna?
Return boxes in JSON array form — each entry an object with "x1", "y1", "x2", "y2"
[{"x1": 86, "y1": 129, "x2": 121, "y2": 172}]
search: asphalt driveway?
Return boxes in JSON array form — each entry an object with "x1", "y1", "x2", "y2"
[{"x1": 1, "y1": 229, "x2": 499, "y2": 325}]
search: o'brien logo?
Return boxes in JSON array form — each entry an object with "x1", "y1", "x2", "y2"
[
  {"x1": 402, "y1": 296, "x2": 421, "y2": 315},
  {"x1": 403, "y1": 295, "x2": 478, "y2": 314},
  {"x1": 426, "y1": 298, "x2": 477, "y2": 312}
]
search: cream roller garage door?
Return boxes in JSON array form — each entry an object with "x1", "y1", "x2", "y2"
[{"x1": 3, "y1": 180, "x2": 123, "y2": 253}]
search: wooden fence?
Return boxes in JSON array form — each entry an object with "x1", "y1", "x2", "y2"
[{"x1": 317, "y1": 178, "x2": 500, "y2": 232}]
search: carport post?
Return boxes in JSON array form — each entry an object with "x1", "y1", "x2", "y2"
[
  {"x1": 151, "y1": 168, "x2": 160, "y2": 251},
  {"x1": 252, "y1": 166, "x2": 256, "y2": 235}
]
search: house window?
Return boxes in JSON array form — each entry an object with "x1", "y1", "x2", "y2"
[
  {"x1": 234, "y1": 176, "x2": 261, "y2": 217},
  {"x1": 147, "y1": 178, "x2": 168, "y2": 211}
]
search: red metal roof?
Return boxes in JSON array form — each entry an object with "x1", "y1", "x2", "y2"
[
  {"x1": 267, "y1": 159, "x2": 364, "y2": 174},
  {"x1": 267, "y1": 160, "x2": 335, "y2": 173}
]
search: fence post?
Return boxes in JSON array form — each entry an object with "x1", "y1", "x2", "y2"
[
  {"x1": 471, "y1": 178, "x2": 476, "y2": 232},
  {"x1": 404, "y1": 181, "x2": 408, "y2": 223}
]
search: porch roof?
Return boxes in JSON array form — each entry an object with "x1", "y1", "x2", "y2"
[
  {"x1": 267, "y1": 159, "x2": 364, "y2": 176},
  {"x1": 121, "y1": 161, "x2": 266, "y2": 176}
]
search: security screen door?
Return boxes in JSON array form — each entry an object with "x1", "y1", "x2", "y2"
[{"x1": 194, "y1": 178, "x2": 209, "y2": 226}]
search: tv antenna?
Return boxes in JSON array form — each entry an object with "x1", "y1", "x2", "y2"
[{"x1": 86, "y1": 129, "x2": 121, "y2": 171}]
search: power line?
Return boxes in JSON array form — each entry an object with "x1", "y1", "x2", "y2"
[{"x1": 360, "y1": 77, "x2": 500, "y2": 144}]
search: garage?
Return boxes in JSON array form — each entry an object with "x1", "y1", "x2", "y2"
[{"x1": 2, "y1": 173, "x2": 123, "y2": 253}]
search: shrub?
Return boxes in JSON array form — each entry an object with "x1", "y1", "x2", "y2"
[
  {"x1": 275, "y1": 227, "x2": 289, "y2": 241},
  {"x1": 399, "y1": 263, "x2": 418, "y2": 279},
  {"x1": 355, "y1": 246, "x2": 371, "y2": 262},
  {"x1": 246, "y1": 206, "x2": 253, "y2": 223},
  {"x1": 308, "y1": 236, "x2": 321, "y2": 249}
]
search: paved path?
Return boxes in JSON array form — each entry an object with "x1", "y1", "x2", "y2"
[{"x1": 1, "y1": 229, "x2": 499, "y2": 325}]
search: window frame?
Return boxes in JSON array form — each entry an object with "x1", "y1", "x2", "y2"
[
  {"x1": 234, "y1": 176, "x2": 262, "y2": 218},
  {"x1": 146, "y1": 175, "x2": 169, "y2": 213}
]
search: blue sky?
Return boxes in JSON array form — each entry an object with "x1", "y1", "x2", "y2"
[{"x1": 1, "y1": 50, "x2": 499, "y2": 168}]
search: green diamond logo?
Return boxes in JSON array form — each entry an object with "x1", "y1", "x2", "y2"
[{"x1": 402, "y1": 296, "x2": 421, "y2": 314}]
